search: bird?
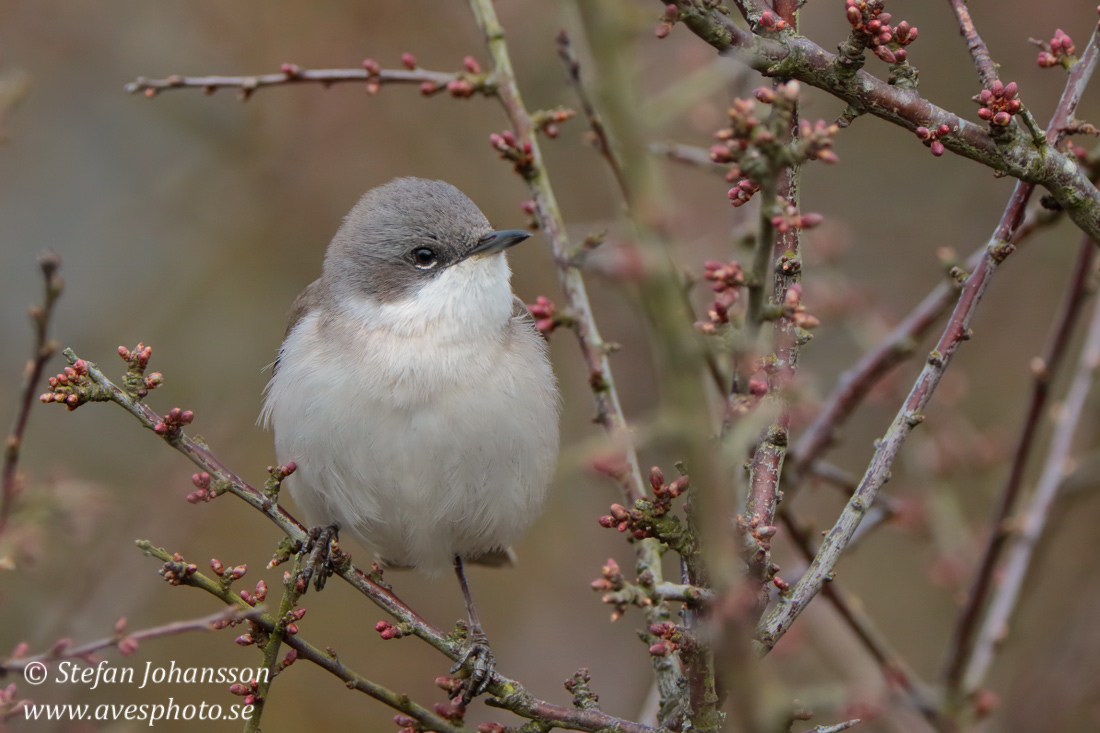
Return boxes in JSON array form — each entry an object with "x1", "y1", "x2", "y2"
[{"x1": 261, "y1": 177, "x2": 560, "y2": 701}]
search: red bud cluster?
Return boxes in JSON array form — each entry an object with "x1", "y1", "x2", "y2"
[
  {"x1": 655, "y1": 4, "x2": 679, "y2": 38},
  {"x1": 756, "y1": 10, "x2": 788, "y2": 32},
  {"x1": 977, "y1": 81, "x2": 1021, "y2": 128},
  {"x1": 159, "y1": 553, "x2": 197, "y2": 586},
  {"x1": 772, "y1": 201, "x2": 825, "y2": 234},
  {"x1": 1038, "y1": 29, "x2": 1076, "y2": 68},
  {"x1": 800, "y1": 119, "x2": 841, "y2": 163},
  {"x1": 228, "y1": 678, "x2": 259, "y2": 707},
  {"x1": 781, "y1": 283, "x2": 820, "y2": 331},
  {"x1": 153, "y1": 406, "x2": 194, "y2": 438},
  {"x1": 489, "y1": 129, "x2": 535, "y2": 177},
  {"x1": 40, "y1": 359, "x2": 92, "y2": 410},
  {"x1": 648, "y1": 621, "x2": 684, "y2": 657},
  {"x1": 845, "y1": 0, "x2": 917, "y2": 64},
  {"x1": 914, "y1": 123, "x2": 951, "y2": 156},
  {"x1": 532, "y1": 107, "x2": 575, "y2": 139},
  {"x1": 375, "y1": 620, "x2": 405, "y2": 640},
  {"x1": 728, "y1": 178, "x2": 761, "y2": 207},
  {"x1": 590, "y1": 557, "x2": 625, "y2": 593},
  {"x1": 647, "y1": 466, "x2": 689, "y2": 517},
  {"x1": 527, "y1": 296, "x2": 558, "y2": 337},
  {"x1": 695, "y1": 259, "x2": 745, "y2": 335}
]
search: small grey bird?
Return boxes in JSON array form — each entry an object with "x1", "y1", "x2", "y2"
[{"x1": 262, "y1": 177, "x2": 560, "y2": 701}]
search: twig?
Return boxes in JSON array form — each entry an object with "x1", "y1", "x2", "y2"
[
  {"x1": 745, "y1": 32, "x2": 804, "y2": 609},
  {"x1": 807, "y1": 721, "x2": 861, "y2": 733},
  {"x1": 960, "y1": 246, "x2": 1100, "y2": 696},
  {"x1": 1, "y1": 606, "x2": 259, "y2": 673},
  {"x1": 557, "y1": 31, "x2": 631, "y2": 204},
  {"x1": 945, "y1": 0, "x2": 999, "y2": 88},
  {"x1": 649, "y1": 142, "x2": 728, "y2": 175},
  {"x1": 47, "y1": 351, "x2": 663, "y2": 733},
  {"x1": 941, "y1": 236, "x2": 1095, "y2": 698},
  {"x1": 659, "y1": 2, "x2": 1100, "y2": 244},
  {"x1": 244, "y1": 553, "x2": 308, "y2": 732},
  {"x1": 125, "y1": 65, "x2": 491, "y2": 101},
  {"x1": 0, "y1": 253, "x2": 63, "y2": 536}
]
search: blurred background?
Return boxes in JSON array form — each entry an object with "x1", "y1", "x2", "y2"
[{"x1": 2, "y1": 1, "x2": 1099, "y2": 731}]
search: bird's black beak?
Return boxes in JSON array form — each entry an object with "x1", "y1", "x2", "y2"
[{"x1": 469, "y1": 229, "x2": 532, "y2": 257}]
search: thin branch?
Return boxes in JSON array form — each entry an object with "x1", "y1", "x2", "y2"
[
  {"x1": 961, "y1": 246, "x2": 1100, "y2": 695},
  {"x1": 941, "y1": 235, "x2": 1095, "y2": 698},
  {"x1": 1, "y1": 606, "x2": 259, "y2": 673},
  {"x1": 557, "y1": 31, "x2": 632, "y2": 205},
  {"x1": 661, "y1": 2, "x2": 1100, "y2": 244},
  {"x1": 649, "y1": 141, "x2": 728, "y2": 175},
  {"x1": 125, "y1": 65, "x2": 490, "y2": 100},
  {"x1": 1, "y1": 253, "x2": 63, "y2": 536},
  {"x1": 945, "y1": 0, "x2": 999, "y2": 88},
  {"x1": 46, "y1": 351, "x2": 662, "y2": 733},
  {"x1": 807, "y1": 721, "x2": 862, "y2": 733}
]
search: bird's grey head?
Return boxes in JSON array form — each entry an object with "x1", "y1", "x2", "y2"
[{"x1": 322, "y1": 177, "x2": 530, "y2": 303}]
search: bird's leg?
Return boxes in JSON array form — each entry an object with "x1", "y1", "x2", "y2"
[
  {"x1": 298, "y1": 523, "x2": 341, "y2": 592},
  {"x1": 449, "y1": 555, "x2": 495, "y2": 704}
]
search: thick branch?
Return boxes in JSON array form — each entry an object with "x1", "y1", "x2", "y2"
[{"x1": 663, "y1": 3, "x2": 1100, "y2": 243}]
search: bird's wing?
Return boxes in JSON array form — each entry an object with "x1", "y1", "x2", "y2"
[{"x1": 273, "y1": 278, "x2": 324, "y2": 375}]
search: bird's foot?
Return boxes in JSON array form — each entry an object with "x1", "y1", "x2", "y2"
[
  {"x1": 449, "y1": 625, "x2": 496, "y2": 705},
  {"x1": 298, "y1": 523, "x2": 342, "y2": 592}
]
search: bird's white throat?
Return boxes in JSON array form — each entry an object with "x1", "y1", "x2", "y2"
[{"x1": 339, "y1": 252, "x2": 515, "y2": 341}]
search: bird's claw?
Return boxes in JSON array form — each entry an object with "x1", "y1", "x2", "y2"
[
  {"x1": 299, "y1": 524, "x2": 341, "y2": 592},
  {"x1": 449, "y1": 628, "x2": 495, "y2": 705}
]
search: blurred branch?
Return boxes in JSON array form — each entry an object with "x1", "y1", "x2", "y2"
[
  {"x1": 659, "y1": 1, "x2": 1100, "y2": 244},
  {"x1": 960, "y1": 243, "x2": 1100, "y2": 697},
  {"x1": 557, "y1": 31, "x2": 631, "y2": 205},
  {"x1": 780, "y1": 509, "x2": 942, "y2": 725},
  {"x1": 942, "y1": 236, "x2": 1096, "y2": 701},
  {"x1": 649, "y1": 141, "x2": 728, "y2": 175},
  {"x1": 125, "y1": 62, "x2": 493, "y2": 101},
  {"x1": 43, "y1": 348, "x2": 659, "y2": 733},
  {"x1": 0, "y1": 253, "x2": 62, "y2": 537},
  {"x1": 0, "y1": 606, "x2": 259, "y2": 674}
]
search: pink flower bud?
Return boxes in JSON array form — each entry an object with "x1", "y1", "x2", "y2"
[{"x1": 401, "y1": 52, "x2": 417, "y2": 70}]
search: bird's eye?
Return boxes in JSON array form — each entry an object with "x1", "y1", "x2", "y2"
[{"x1": 411, "y1": 247, "x2": 438, "y2": 269}]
